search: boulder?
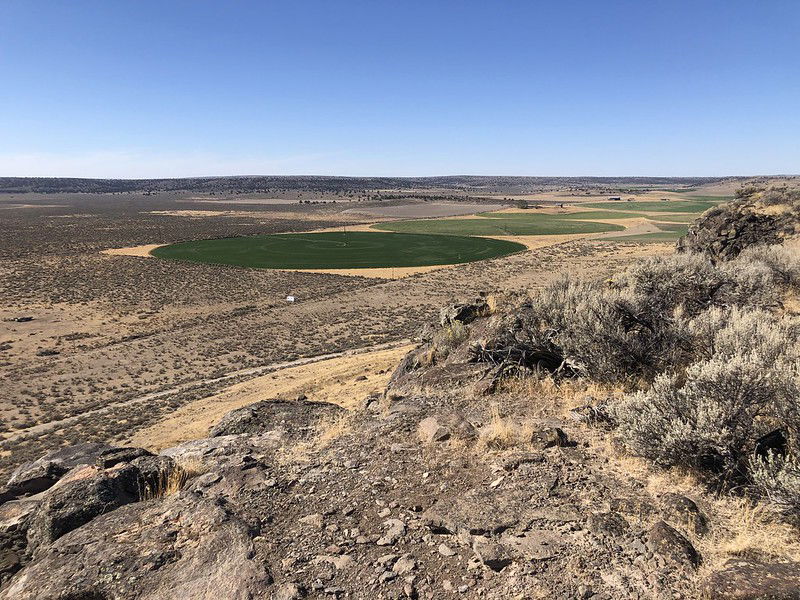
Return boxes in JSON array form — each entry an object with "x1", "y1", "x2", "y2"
[
  {"x1": 587, "y1": 511, "x2": 629, "y2": 538},
  {"x1": 646, "y1": 520, "x2": 700, "y2": 569},
  {"x1": 472, "y1": 537, "x2": 512, "y2": 571},
  {"x1": 95, "y1": 446, "x2": 153, "y2": 469},
  {"x1": 439, "y1": 300, "x2": 488, "y2": 327},
  {"x1": 209, "y1": 399, "x2": 343, "y2": 439},
  {"x1": 26, "y1": 462, "x2": 140, "y2": 553},
  {"x1": 417, "y1": 412, "x2": 476, "y2": 444},
  {"x1": 5, "y1": 443, "x2": 113, "y2": 499},
  {"x1": 530, "y1": 427, "x2": 569, "y2": 450},
  {"x1": 1, "y1": 492, "x2": 272, "y2": 600},
  {"x1": 677, "y1": 203, "x2": 794, "y2": 261},
  {"x1": 700, "y1": 559, "x2": 800, "y2": 599},
  {"x1": 660, "y1": 493, "x2": 708, "y2": 535}
]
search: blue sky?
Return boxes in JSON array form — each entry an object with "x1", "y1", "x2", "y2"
[{"x1": 0, "y1": 1, "x2": 798, "y2": 177}]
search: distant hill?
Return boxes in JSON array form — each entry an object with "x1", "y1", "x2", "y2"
[{"x1": 0, "y1": 175, "x2": 734, "y2": 194}]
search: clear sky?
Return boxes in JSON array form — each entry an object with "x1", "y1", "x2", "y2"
[{"x1": 0, "y1": 0, "x2": 798, "y2": 178}]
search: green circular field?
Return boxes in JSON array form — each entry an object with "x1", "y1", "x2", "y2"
[{"x1": 151, "y1": 231, "x2": 526, "y2": 269}]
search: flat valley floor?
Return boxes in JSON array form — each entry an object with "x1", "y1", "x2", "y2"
[{"x1": 0, "y1": 187, "x2": 690, "y2": 477}]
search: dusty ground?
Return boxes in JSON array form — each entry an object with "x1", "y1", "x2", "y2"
[{"x1": 122, "y1": 343, "x2": 412, "y2": 451}]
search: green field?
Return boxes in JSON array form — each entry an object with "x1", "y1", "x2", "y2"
[
  {"x1": 580, "y1": 200, "x2": 719, "y2": 213},
  {"x1": 479, "y1": 209, "x2": 645, "y2": 220},
  {"x1": 151, "y1": 231, "x2": 526, "y2": 269},
  {"x1": 373, "y1": 215, "x2": 625, "y2": 236}
]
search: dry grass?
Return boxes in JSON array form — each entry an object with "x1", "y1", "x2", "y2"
[
  {"x1": 497, "y1": 376, "x2": 622, "y2": 420},
  {"x1": 696, "y1": 498, "x2": 800, "y2": 576},
  {"x1": 596, "y1": 435, "x2": 800, "y2": 584},
  {"x1": 138, "y1": 456, "x2": 206, "y2": 501},
  {"x1": 276, "y1": 411, "x2": 355, "y2": 465},
  {"x1": 478, "y1": 403, "x2": 518, "y2": 450}
]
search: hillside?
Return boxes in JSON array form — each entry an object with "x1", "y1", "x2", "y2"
[{"x1": 2, "y1": 186, "x2": 800, "y2": 599}]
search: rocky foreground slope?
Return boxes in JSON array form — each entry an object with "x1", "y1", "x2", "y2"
[
  {"x1": 0, "y1": 355, "x2": 729, "y2": 599},
  {"x1": 2, "y1": 186, "x2": 800, "y2": 599}
]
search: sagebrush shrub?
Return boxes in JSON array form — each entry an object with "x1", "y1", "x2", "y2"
[
  {"x1": 750, "y1": 454, "x2": 800, "y2": 517},
  {"x1": 525, "y1": 276, "x2": 690, "y2": 382},
  {"x1": 614, "y1": 353, "x2": 798, "y2": 477},
  {"x1": 737, "y1": 244, "x2": 800, "y2": 291}
]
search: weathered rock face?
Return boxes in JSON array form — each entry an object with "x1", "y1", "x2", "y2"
[
  {"x1": 677, "y1": 202, "x2": 795, "y2": 261},
  {"x1": 701, "y1": 559, "x2": 800, "y2": 599},
  {"x1": 659, "y1": 493, "x2": 708, "y2": 535},
  {"x1": 646, "y1": 520, "x2": 701, "y2": 569},
  {"x1": 26, "y1": 463, "x2": 141, "y2": 553},
  {"x1": 209, "y1": 398, "x2": 344, "y2": 439},
  {"x1": 439, "y1": 299, "x2": 489, "y2": 327},
  {"x1": 1, "y1": 492, "x2": 272, "y2": 600},
  {"x1": 4, "y1": 443, "x2": 113, "y2": 500}
]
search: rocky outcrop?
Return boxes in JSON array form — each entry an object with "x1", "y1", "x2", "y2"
[
  {"x1": 677, "y1": 202, "x2": 796, "y2": 261},
  {"x1": 209, "y1": 398, "x2": 344, "y2": 439},
  {"x1": 3, "y1": 443, "x2": 113, "y2": 500},
  {"x1": 1, "y1": 492, "x2": 272, "y2": 600},
  {"x1": 26, "y1": 462, "x2": 141, "y2": 553}
]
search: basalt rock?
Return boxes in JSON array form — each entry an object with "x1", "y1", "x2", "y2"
[
  {"x1": 26, "y1": 463, "x2": 141, "y2": 553},
  {"x1": 4, "y1": 443, "x2": 113, "y2": 501},
  {"x1": 209, "y1": 399, "x2": 343, "y2": 439},
  {"x1": 677, "y1": 202, "x2": 795, "y2": 261},
  {"x1": 1, "y1": 492, "x2": 272, "y2": 600}
]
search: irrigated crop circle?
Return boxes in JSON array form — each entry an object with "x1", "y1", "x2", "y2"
[{"x1": 151, "y1": 231, "x2": 525, "y2": 269}]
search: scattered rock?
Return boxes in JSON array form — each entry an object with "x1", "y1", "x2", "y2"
[
  {"x1": 646, "y1": 520, "x2": 700, "y2": 569},
  {"x1": 417, "y1": 412, "x2": 476, "y2": 444},
  {"x1": 417, "y1": 417, "x2": 451, "y2": 443},
  {"x1": 299, "y1": 513, "x2": 324, "y2": 528},
  {"x1": 275, "y1": 582, "x2": 306, "y2": 600},
  {"x1": 587, "y1": 511, "x2": 629, "y2": 538},
  {"x1": 660, "y1": 493, "x2": 708, "y2": 535},
  {"x1": 700, "y1": 558, "x2": 800, "y2": 599},
  {"x1": 377, "y1": 518, "x2": 406, "y2": 545},
  {"x1": 438, "y1": 543, "x2": 456, "y2": 557},
  {"x1": 392, "y1": 554, "x2": 417, "y2": 575}
]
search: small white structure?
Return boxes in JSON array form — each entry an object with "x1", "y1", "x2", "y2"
[{"x1": 286, "y1": 295, "x2": 295, "y2": 303}]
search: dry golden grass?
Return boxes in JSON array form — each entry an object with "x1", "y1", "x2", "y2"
[
  {"x1": 478, "y1": 403, "x2": 518, "y2": 450},
  {"x1": 595, "y1": 434, "x2": 800, "y2": 581},
  {"x1": 276, "y1": 411, "x2": 356, "y2": 465},
  {"x1": 138, "y1": 456, "x2": 206, "y2": 501}
]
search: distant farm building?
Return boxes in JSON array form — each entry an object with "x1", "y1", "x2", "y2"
[{"x1": 608, "y1": 196, "x2": 621, "y2": 201}]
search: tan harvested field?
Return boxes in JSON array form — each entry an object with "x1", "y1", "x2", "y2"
[
  {"x1": 0, "y1": 178, "x2": 737, "y2": 479},
  {"x1": 101, "y1": 243, "x2": 165, "y2": 257},
  {"x1": 342, "y1": 201, "x2": 506, "y2": 218}
]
